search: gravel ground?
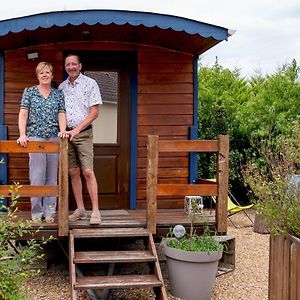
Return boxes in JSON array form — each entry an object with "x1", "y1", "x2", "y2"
[{"x1": 24, "y1": 211, "x2": 269, "y2": 300}]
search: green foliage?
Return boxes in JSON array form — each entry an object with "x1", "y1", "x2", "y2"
[
  {"x1": 198, "y1": 59, "x2": 300, "y2": 201},
  {"x1": 244, "y1": 127, "x2": 300, "y2": 238},
  {"x1": 239, "y1": 59, "x2": 300, "y2": 145},
  {"x1": 198, "y1": 61, "x2": 251, "y2": 184},
  {"x1": 0, "y1": 183, "x2": 51, "y2": 300},
  {"x1": 166, "y1": 227, "x2": 223, "y2": 253},
  {"x1": 166, "y1": 197, "x2": 223, "y2": 253}
]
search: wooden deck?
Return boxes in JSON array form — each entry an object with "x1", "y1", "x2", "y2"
[
  {"x1": 8, "y1": 209, "x2": 216, "y2": 239},
  {"x1": 0, "y1": 136, "x2": 229, "y2": 238}
]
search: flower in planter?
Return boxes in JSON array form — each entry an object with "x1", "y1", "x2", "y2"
[
  {"x1": 163, "y1": 196, "x2": 223, "y2": 300},
  {"x1": 166, "y1": 196, "x2": 223, "y2": 253}
]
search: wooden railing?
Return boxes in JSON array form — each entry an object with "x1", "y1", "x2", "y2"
[
  {"x1": 0, "y1": 139, "x2": 69, "y2": 236},
  {"x1": 146, "y1": 135, "x2": 229, "y2": 234},
  {"x1": 269, "y1": 234, "x2": 300, "y2": 299}
]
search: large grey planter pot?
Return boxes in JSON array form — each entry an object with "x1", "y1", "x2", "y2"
[{"x1": 163, "y1": 240, "x2": 222, "y2": 300}]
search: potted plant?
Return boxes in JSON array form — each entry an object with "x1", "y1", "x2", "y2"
[
  {"x1": 162, "y1": 196, "x2": 223, "y2": 300},
  {"x1": 245, "y1": 128, "x2": 300, "y2": 299}
]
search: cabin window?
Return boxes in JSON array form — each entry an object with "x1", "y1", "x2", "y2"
[{"x1": 84, "y1": 71, "x2": 118, "y2": 144}]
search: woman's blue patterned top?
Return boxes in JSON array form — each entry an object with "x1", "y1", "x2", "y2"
[{"x1": 20, "y1": 86, "x2": 66, "y2": 138}]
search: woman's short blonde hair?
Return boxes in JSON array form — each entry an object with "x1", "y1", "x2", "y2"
[{"x1": 36, "y1": 62, "x2": 54, "y2": 76}]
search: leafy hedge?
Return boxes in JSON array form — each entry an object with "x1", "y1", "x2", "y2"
[{"x1": 198, "y1": 59, "x2": 300, "y2": 201}]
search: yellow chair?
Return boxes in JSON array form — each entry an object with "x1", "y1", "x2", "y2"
[{"x1": 209, "y1": 179, "x2": 254, "y2": 228}]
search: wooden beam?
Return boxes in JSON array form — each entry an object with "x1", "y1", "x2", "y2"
[
  {"x1": 69, "y1": 233, "x2": 77, "y2": 300},
  {"x1": 216, "y1": 135, "x2": 229, "y2": 234},
  {"x1": 269, "y1": 235, "x2": 275, "y2": 300},
  {"x1": 282, "y1": 238, "x2": 291, "y2": 300},
  {"x1": 58, "y1": 138, "x2": 69, "y2": 237},
  {"x1": 289, "y1": 242, "x2": 297, "y2": 300},
  {"x1": 0, "y1": 185, "x2": 58, "y2": 197},
  {"x1": 0, "y1": 141, "x2": 60, "y2": 153},
  {"x1": 158, "y1": 140, "x2": 219, "y2": 153},
  {"x1": 157, "y1": 183, "x2": 218, "y2": 196},
  {"x1": 146, "y1": 135, "x2": 158, "y2": 234}
]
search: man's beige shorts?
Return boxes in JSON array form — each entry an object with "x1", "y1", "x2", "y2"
[{"x1": 68, "y1": 128, "x2": 94, "y2": 170}]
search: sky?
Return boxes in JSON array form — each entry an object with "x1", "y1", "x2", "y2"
[{"x1": 0, "y1": 0, "x2": 299, "y2": 77}]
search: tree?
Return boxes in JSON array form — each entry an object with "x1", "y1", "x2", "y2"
[{"x1": 198, "y1": 59, "x2": 300, "y2": 201}]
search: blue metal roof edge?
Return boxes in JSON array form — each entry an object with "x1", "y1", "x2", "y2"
[{"x1": 0, "y1": 10, "x2": 228, "y2": 41}]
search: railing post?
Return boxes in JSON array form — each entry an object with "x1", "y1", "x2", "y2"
[
  {"x1": 216, "y1": 135, "x2": 229, "y2": 234},
  {"x1": 58, "y1": 138, "x2": 69, "y2": 236},
  {"x1": 146, "y1": 135, "x2": 158, "y2": 234}
]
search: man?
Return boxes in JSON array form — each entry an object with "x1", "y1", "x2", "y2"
[{"x1": 59, "y1": 54, "x2": 102, "y2": 225}]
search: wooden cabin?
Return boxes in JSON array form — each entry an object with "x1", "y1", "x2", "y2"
[
  {"x1": 0, "y1": 9, "x2": 232, "y2": 298},
  {"x1": 0, "y1": 9, "x2": 229, "y2": 215}
]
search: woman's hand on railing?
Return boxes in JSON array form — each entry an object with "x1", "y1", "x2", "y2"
[
  {"x1": 58, "y1": 131, "x2": 69, "y2": 139},
  {"x1": 16, "y1": 135, "x2": 29, "y2": 147}
]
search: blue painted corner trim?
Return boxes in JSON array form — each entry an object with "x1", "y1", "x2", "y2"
[
  {"x1": 0, "y1": 51, "x2": 8, "y2": 206},
  {"x1": 0, "y1": 10, "x2": 228, "y2": 41},
  {"x1": 0, "y1": 51, "x2": 4, "y2": 125},
  {"x1": 189, "y1": 55, "x2": 199, "y2": 184},
  {"x1": 129, "y1": 57, "x2": 138, "y2": 209}
]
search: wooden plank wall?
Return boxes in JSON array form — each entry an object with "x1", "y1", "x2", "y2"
[
  {"x1": 3, "y1": 42, "x2": 194, "y2": 211},
  {"x1": 136, "y1": 49, "x2": 194, "y2": 209}
]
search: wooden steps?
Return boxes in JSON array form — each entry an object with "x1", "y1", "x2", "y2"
[
  {"x1": 75, "y1": 274, "x2": 162, "y2": 289},
  {"x1": 69, "y1": 227, "x2": 168, "y2": 300},
  {"x1": 71, "y1": 227, "x2": 149, "y2": 238},
  {"x1": 74, "y1": 250, "x2": 157, "y2": 263}
]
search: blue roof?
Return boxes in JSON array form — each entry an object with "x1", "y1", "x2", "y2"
[
  {"x1": 0, "y1": 10, "x2": 228, "y2": 40},
  {"x1": 0, "y1": 10, "x2": 229, "y2": 53}
]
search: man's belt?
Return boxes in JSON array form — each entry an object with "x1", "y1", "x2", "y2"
[{"x1": 66, "y1": 125, "x2": 92, "y2": 132}]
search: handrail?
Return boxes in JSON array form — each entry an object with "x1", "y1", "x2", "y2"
[
  {"x1": 146, "y1": 135, "x2": 229, "y2": 234},
  {"x1": 0, "y1": 140, "x2": 69, "y2": 236}
]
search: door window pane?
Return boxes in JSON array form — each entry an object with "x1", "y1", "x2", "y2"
[{"x1": 84, "y1": 71, "x2": 118, "y2": 144}]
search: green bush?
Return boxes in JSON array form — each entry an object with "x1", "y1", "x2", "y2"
[
  {"x1": 198, "y1": 60, "x2": 300, "y2": 203},
  {"x1": 245, "y1": 127, "x2": 300, "y2": 238},
  {"x1": 0, "y1": 183, "x2": 51, "y2": 299}
]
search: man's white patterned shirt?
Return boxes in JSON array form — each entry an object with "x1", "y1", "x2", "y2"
[{"x1": 59, "y1": 73, "x2": 102, "y2": 128}]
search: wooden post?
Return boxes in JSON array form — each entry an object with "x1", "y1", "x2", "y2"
[
  {"x1": 274, "y1": 236, "x2": 284, "y2": 300},
  {"x1": 282, "y1": 238, "x2": 291, "y2": 300},
  {"x1": 269, "y1": 235, "x2": 275, "y2": 300},
  {"x1": 146, "y1": 135, "x2": 158, "y2": 234},
  {"x1": 216, "y1": 135, "x2": 229, "y2": 234},
  {"x1": 270, "y1": 235, "x2": 300, "y2": 300},
  {"x1": 58, "y1": 138, "x2": 69, "y2": 236}
]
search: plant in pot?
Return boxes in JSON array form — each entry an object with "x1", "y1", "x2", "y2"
[{"x1": 162, "y1": 196, "x2": 223, "y2": 300}]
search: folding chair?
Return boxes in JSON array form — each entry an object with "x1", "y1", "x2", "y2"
[
  {"x1": 208, "y1": 179, "x2": 254, "y2": 228},
  {"x1": 211, "y1": 193, "x2": 254, "y2": 228}
]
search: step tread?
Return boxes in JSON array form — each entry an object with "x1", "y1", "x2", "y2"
[
  {"x1": 70, "y1": 227, "x2": 149, "y2": 238},
  {"x1": 74, "y1": 250, "x2": 156, "y2": 263},
  {"x1": 74, "y1": 274, "x2": 162, "y2": 290}
]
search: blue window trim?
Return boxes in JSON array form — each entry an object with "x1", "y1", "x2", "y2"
[
  {"x1": 0, "y1": 51, "x2": 8, "y2": 206},
  {"x1": 0, "y1": 10, "x2": 228, "y2": 42},
  {"x1": 189, "y1": 55, "x2": 199, "y2": 184},
  {"x1": 129, "y1": 57, "x2": 138, "y2": 209}
]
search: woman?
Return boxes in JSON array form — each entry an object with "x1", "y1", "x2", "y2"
[{"x1": 17, "y1": 62, "x2": 67, "y2": 223}]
